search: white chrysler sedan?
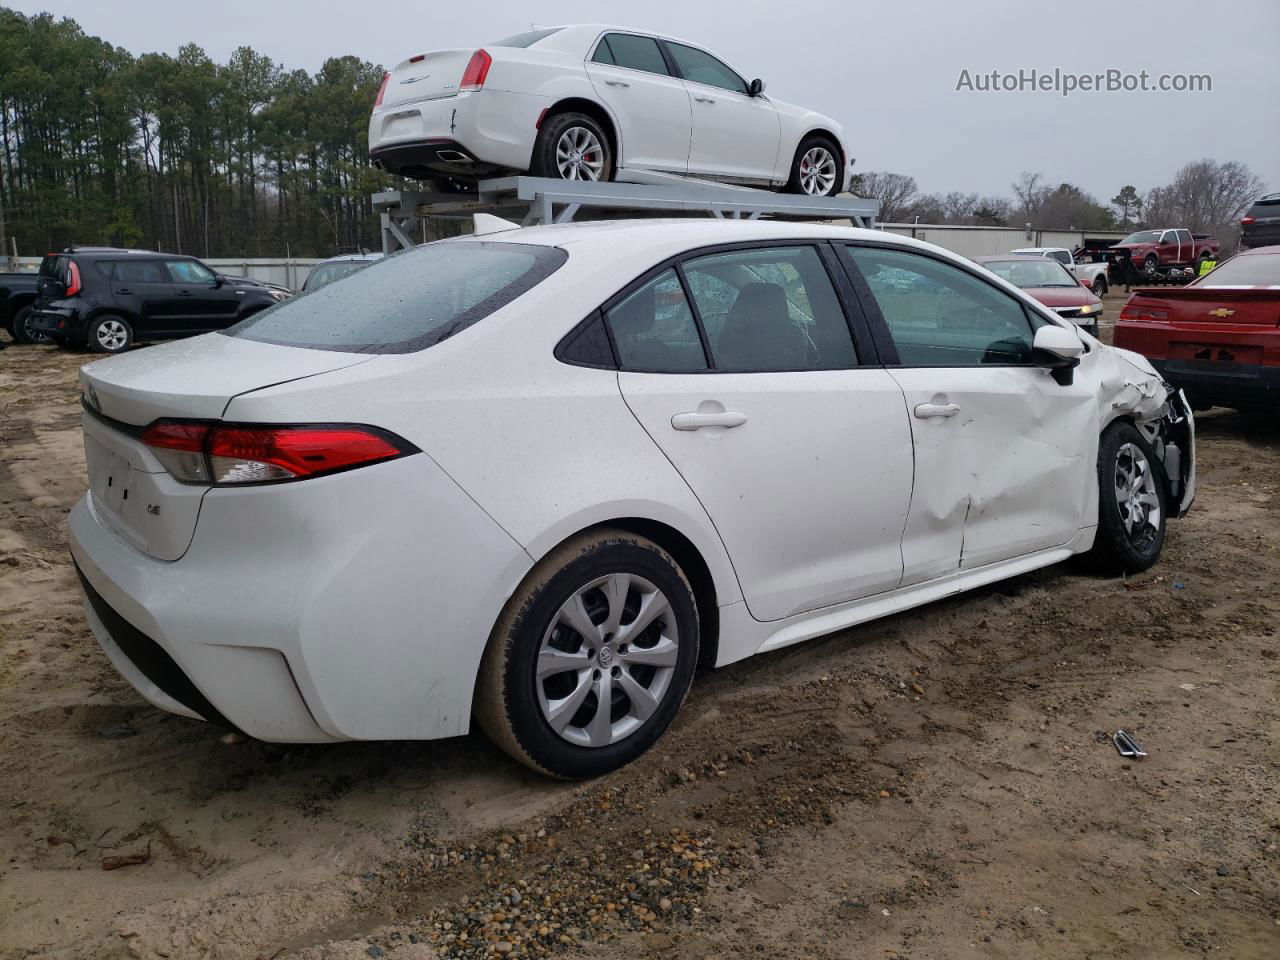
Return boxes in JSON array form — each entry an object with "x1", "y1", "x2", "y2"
[
  {"x1": 369, "y1": 24, "x2": 851, "y2": 196},
  {"x1": 70, "y1": 220, "x2": 1193, "y2": 778}
]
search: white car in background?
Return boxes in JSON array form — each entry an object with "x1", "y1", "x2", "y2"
[
  {"x1": 70, "y1": 219, "x2": 1193, "y2": 779},
  {"x1": 369, "y1": 24, "x2": 852, "y2": 196}
]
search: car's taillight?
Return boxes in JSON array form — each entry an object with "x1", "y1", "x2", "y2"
[
  {"x1": 141, "y1": 421, "x2": 416, "y2": 485},
  {"x1": 373, "y1": 72, "x2": 390, "y2": 108},
  {"x1": 1241, "y1": 216, "x2": 1255, "y2": 225},
  {"x1": 460, "y1": 49, "x2": 492, "y2": 92},
  {"x1": 1119, "y1": 305, "x2": 1171, "y2": 321},
  {"x1": 65, "y1": 260, "x2": 82, "y2": 297}
]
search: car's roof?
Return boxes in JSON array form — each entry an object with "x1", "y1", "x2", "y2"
[
  {"x1": 1237, "y1": 245, "x2": 1280, "y2": 257},
  {"x1": 974, "y1": 254, "x2": 1055, "y2": 263},
  {"x1": 314, "y1": 253, "x2": 384, "y2": 265}
]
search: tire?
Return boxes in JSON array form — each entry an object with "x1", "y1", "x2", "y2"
[
  {"x1": 475, "y1": 528, "x2": 699, "y2": 779},
  {"x1": 1085, "y1": 421, "x2": 1168, "y2": 574},
  {"x1": 784, "y1": 136, "x2": 842, "y2": 197},
  {"x1": 1091, "y1": 276, "x2": 1108, "y2": 297},
  {"x1": 529, "y1": 112, "x2": 614, "y2": 183},
  {"x1": 10, "y1": 305, "x2": 50, "y2": 345},
  {"x1": 88, "y1": 315, "x2": 133, "y2": 354},
  {"x1": 1142, "y1": 254, "x2": 1160, "y2": 275}
]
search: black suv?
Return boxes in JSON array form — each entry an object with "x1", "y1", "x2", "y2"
[
  {"x1": 1241, "y1": 193, "x2": 1280, "y2": 250},
  {"x1": 29, "y1": 248, "x2": 287, "y2": 353}
]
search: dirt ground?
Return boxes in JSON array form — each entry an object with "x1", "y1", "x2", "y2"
[{"x1": 1, "y1": 303, "x2": 1277, "y2": 959}]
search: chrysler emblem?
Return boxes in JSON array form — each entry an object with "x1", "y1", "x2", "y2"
[{"x1": 1208, "y1": 308, "x2": 1235, "y2": 318}]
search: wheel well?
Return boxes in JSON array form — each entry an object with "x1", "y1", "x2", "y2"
[
  {"x1": 801, "y1": 127, "x2": 844, "y2": 163},
  {"x1": 581, "y1": 518, "x2": 719, "y2": 671},
  {"x1": 544, "y1": 98, "x2": 619, "y2": 162}
]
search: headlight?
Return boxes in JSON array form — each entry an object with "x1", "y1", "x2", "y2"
[
  {"x1": 269, "y1": 289, "x2": 292, "y2": 301},
  {"x1": 1078, "y1": 303, "x2": 1099, "y2": 315}
]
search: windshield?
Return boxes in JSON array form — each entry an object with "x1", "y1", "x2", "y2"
[
  {"x1": 1194, "y1": 252, "x2": 1279, "y2": 287},
  {"x1": 229, "y1": 241, "x2": 567, "y2": 354},
  {"x1": 982, "y1": 259, "x2": 1078, "y2": 288},
  {"x1": 303, "y1": 260, "x2": 376, "y2": 292},
  {"x1": 1121, "y1": 231, "x2": 1162, "y2": 244}
]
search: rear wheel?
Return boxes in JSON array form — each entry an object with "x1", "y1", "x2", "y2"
[
  {"x1": 475, "y1": 528, "x2": 699, "y2": 779},
  {"x1": 88, "y1": 315, "x2": 133, "y2": 354},
  {"x1": 785, "y1": 136, "x2": 841, "y2": 197},
  {"x1": 1091, "y1": 276, "x2": 1108, "y2": 297},
  {"x1": 530, "y1": 112, "x2": 614, "y2": 183},
  {"x1": 1085, "y1": 422, "x2": 1167, "y2": 574},
  {"x1": 10, "y1": 306, "x2": 50, "y2": 345}
]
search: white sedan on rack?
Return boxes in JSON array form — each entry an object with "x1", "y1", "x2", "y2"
[
  {"x1": 369, "y1": 24, "x2": 852, "y2": 196},
  {"x1": 70, "y1": 218, "x2": 1192, "y2": 779}
]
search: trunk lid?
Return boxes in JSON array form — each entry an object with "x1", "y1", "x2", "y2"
[
  {"x1": 79, "y1": 334, "x2": 371, "y2": 560},
  {"x1": 377, "y1": 50, "x2": 476, "y2": 112},
  {"x1": 1130, "y1": 286, "x2": 1280, "y2": 326}
]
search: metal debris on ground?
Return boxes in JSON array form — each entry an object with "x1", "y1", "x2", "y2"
[{"x1": 1113, "y1": 730, "x2": 1148, "y2": 759}]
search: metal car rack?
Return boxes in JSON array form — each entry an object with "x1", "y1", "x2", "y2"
[{"x1": 374, "y1": 176, "x2": 880, "y2": 254}]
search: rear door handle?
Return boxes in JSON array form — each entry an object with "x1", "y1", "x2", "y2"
[
  {"x1": 114, "y1": 288, "x2": 132, "y2": 295},
  {"x1": 914, "y1": 402, "x2": 960, "y2": 419},
  {"x1": 671, "y1": 411, "x2": 747, "y2": 431},
  {"x1": 177, "y1": 290, "x2": 193, "y2": 297},
  {"x1": 605, "y1": 80, "x2": 630, "y2": 88}
]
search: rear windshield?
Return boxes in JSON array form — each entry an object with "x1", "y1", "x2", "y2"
[
  {"x1": 38, "y1": 254, "x2": 68, "y2": 281},
  {"x1": 491, "y1": 28, "x2": 563, "y2": 48},
  {"x1": 1247, "y1": 196, "x2": 1280, "y2": 216},
  {"x1": 228, "y1": 240, "x2": 567, "y2": 354},
  {"x1": 1195, "y1": 253, "x2": 1279, "y2": 287}
]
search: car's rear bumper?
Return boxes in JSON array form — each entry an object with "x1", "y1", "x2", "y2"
[
  {"x1": 69, "y1": 454, "x2": 533, "y2": 742},
  {"x1": 1152, "y1": 358, "x2": 1280, "y2": 410},
  {"x1": 368, "y1": 89, "x2": 547, "y2": 180}
]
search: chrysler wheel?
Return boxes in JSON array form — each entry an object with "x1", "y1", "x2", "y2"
[
  {"x1": 555, "y1": 126, "x2": 606, "y2": 181},
  {"x1": 530, "y1": 112, "x2": 614, "y2": 184},
  {"x1": 799, "y1": 147, "x2": 837, "y2": 195},
  {"x1": 89, "y1": 315, "x2": 133, "y2": 354},
  {"x1": 1086, "y1": 422, "x2": 1167, "y2": 574},
  {"x1": 476, "y1": 529, "x2": 699, "y2": 779}
]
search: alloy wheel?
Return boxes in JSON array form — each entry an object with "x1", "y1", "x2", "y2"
[
  {"x1": 96, "y1": 319, "x2": 128, "y2": 352},
  {"x1": 536, "y1": 572, "x2": 679, "y2": 748},
  {"x1": 22, "y1": 313, "x2": 51, "y2": 344},
  {"x1": 555, "y1": 127, "x2": 605, "y2": 181},
  {"x1": 1114, "y1": 442, "x2": 1161, "y2": 546},
  {"x1": 798, "y1": 146, "x2": 837, "y2": 196}
]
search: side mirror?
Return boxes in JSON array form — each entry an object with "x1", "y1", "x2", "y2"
[
  {"x1": 749, "y1": 78, "x2": 765, "y2": 97},
  {"x1": 211, "y1": 274, "x2": 224, "y2": 288},
  {"x1": 1032, "y1": 324, "x2": 1083, "y2": 384}
]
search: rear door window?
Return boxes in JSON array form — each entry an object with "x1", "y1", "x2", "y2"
[{"x1": 230, "y1": 241, "x2": 567, "y2": 354}]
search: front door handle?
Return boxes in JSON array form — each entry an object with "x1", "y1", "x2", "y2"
[
  {"x1": 694, "y1": 96, "x2": 715, "y2": 104},
  {"x1": 177, "y1": 290, "x2": 193, "y2": 297},
  {"x1": 605, "y1": 80, "x2": 630, "y2": 88},
  {"x1": 671, "y1": 411, "x2": 747, "y2": 431},
  {"x1": 114, "y1": 288, "x2": 132, "y2": 295},
  {"x1": 914, "y1": 402, "x2": 960, "y2": 419}
]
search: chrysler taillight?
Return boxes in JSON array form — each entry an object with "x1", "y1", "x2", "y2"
[
  {"x1": 460, "y1": 49, "x2": 492, "y2": 92},
  {"x1": 141, "y1": 421, "x2": 416, "y2": 485},
  {"x1": 373, "y1": 72, "x2": 390, "y2": 108}
]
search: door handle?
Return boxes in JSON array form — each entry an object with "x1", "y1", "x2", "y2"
[
  {"x1": 694, "y1": 96, "x2": 715, "y2": 104},
  {"x1": 177, "y1": 290, "x2": 193, "y2": 297},
  {"x1": 913, "y1": 402, "x2": 960, "y2": 419},
  {"x1": 605, "y1": 80, "x2": 630, "y2": 88},
  {"x1": 114, "y1": 288, "x2": 132, "y2": 295},
  {"x1": 671, "y1": 411, "x2": 747, "y2": 431}
]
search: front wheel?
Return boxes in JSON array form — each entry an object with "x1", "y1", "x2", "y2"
[
  {"x1": 88, "y1": 315, "x2": 133, "y2": 354},
  {"x1": 1085, "y1": 422, "x2": 1168, "y2": 574},
  {"x1": 475, "y1": 529, "x2": 699, "y2": 779},
  {"x1": 529, "y1": 112, "x2": 614, "y2": 183},
  {"x1": 1142, "y1": 254, "x2": 1160, "y2": 275},
  {"x1": 785, "y1": 136, "x2": 842, "y2": 197}
]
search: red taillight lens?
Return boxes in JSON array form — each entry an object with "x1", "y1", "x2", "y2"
[
  {"x1": 374, "y1": 72, "x2": 390, "y2": 108},
  {"x1": 1241, "y1": 216, "x2": 1255, "y2": 225},
  {"x1": 142, "y1": 421, "x2": 414, "y2": 485},
  {"x1": 1119, "y1": 305, "x2": 1171, "y2": 321},
  {"x1": 409, "y1": 54, "x2": 425, "y2": 64},
  {"x1": 65, "y1": 260, "x2": 82, "y2": 297},
  {"x1": 460, "y1": 49, "x2": 491, "y2": 92}
]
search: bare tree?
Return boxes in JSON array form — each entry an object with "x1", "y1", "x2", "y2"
[
  {"x1": 940, "y1": 191, "x2": 979, "y2": 223},
  {"x1": 856, "y1": 171, "x2": 919, "y2": 222},
  {"x1": 1011, "y1": 172, "x2": 1050, "y2": 220},
  {"x1": 1141, "y1": 160, "x2": 1264, "y2": 250}
]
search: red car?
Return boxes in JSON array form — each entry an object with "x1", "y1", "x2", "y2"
[
  {"x1": 1113, "y1": 246, "x2": 1280, "y2": 411},
  {"x1": 1111, "y1": 228, "x2": 1220, "y2": 277},
  {"x1": 975, "y1": 255, "x2": 1104, "y2": 335}
]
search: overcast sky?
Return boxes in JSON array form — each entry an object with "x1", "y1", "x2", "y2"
[{"x1": 12, "y1": 0, "x2": 1278, "y2": 201}]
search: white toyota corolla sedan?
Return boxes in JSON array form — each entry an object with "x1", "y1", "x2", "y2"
[
  {"x1": 70, "y1": 219, "x2": 1194, "y2": 778},
  {"x1": 369, "y1": 24, "x2": 852, "y2": 196}
]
